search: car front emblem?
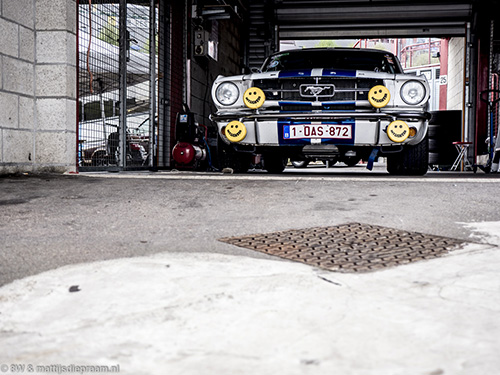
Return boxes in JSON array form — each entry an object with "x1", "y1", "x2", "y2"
[{"x1": 300, "y1": 84, "x2": 335, "y2": 98}]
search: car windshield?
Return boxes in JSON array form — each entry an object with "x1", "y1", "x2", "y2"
[{"x1": 261, "y1": 49, "x2": 402, "y2": 74}]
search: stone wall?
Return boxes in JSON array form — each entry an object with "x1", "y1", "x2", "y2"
[{"x1": 0, "y1": 0, "x2": 77, "y2": 174}]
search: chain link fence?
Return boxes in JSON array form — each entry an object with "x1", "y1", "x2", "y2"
[{"x1": 78, "y1": 0, "x2": 156, "y2": 170}]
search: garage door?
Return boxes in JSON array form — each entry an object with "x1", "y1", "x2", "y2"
[{"x1": 274, "y1": 1, "x2": 473, "y2": 39}]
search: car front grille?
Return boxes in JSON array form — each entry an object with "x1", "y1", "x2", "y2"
[
  {"x1": 277, "y1": 104, "x2": 358, "y2": 112},
  {"x1": 254, "y1": 77, "x2": 383, "y2": 104}
]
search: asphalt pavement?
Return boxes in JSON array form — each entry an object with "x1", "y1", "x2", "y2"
[{"x1": 1, "y1": 165, "x2": 499, "y2": 287}]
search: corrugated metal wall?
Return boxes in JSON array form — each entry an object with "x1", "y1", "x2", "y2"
[
  {"x1": 275, "y1": 1, "x2": 473, "y2": 39},
  {"x1": 247, "y1": 0, "x2": 276, "y2": 69}
]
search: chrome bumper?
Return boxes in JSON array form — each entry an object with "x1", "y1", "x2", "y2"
[{"x1": 210, "y1": 110, "x2": 431, "y2": 122}]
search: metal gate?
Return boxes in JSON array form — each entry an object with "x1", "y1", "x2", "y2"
[{"x1": 78, "y1": 0, "x2": 157, "y2": 170}]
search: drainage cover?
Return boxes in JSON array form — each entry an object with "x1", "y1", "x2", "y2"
[{"x1": 219, "y1": 223, "x2": 467, "y2": 273}]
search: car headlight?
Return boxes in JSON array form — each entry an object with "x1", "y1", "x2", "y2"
[
  {"x1": 400, "y1": 81, "x2": 426, "y2": 105},
  {"x1": 215, "y1": 82, "x2": 239, "y2": 106}
]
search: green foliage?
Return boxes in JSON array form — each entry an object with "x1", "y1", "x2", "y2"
[
  {"x1": 98, "y1": 19, "x2": 119, "y2": 46},
  {"x1": 314, "y1": 40, "x2": 339, "y2": 48},
  {"x1": 142, "y1": 33, "x2": 159, "y2": 54},
  {"x1": 411, "y1": 52, "x2": 439, "y2": 67}
]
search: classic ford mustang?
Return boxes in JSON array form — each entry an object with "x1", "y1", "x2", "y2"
[{"x1": 211, "y1": 48, "x2": 431, "y2": 174}]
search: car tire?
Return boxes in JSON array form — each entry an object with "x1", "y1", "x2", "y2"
[
  {"x1": 264, "y1": 154, "x2": 287, "y2": 173},
  {"x1": 342, "y1": 156, "x2": 361, "y2": 167},
  {"x1": 91, "y1": 151, "x2": 108, "y2": 166},
  {"x1": 216, "y1": 137, "x2": 251, "y2": 173},
  {"x1": 428, "y1": 111, "x2": 463, "y2": 167},
  {"x1": 291, "y1": 160, "x2": 310, "y2": 168},
  {"x1": 428, "y1": 152, "x2": 439, "y2": 165},
  {"x1": 387, "y1": 136, "x2": 429, "y2": 175}
]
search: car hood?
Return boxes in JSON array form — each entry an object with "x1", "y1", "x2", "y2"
[{"x1": 215, "y1": 68, "x2": 399, "y2": 83}]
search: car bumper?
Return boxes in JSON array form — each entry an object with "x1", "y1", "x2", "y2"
[{"x1": 212, "y1": 111, "x2": 430, "y2": 147}]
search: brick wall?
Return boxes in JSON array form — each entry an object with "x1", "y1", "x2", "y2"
[
  {"x1": 447, "y1": 37, "x2": 465, "y2": 111},
  {"x1": 0, "y1": 0, "x2": 77, "y2": 174}
]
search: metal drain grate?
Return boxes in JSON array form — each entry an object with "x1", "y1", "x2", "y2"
[{"x1": 219, "y1": 223, "x2": 467, "y2": 273}]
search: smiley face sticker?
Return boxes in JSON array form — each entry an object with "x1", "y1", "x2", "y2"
[
  {"x1": 225, "y1": 121, "x2": 247, "y2": 143},
  {"x1": 368, "y1": 85, "x2": 390, "y2": 108},
  {"x1": 243, "y1": 87, "x2": 265, "y2": 109},
  {"x1": 387, "y1": 120, "x2": 410, "y2": 143}
]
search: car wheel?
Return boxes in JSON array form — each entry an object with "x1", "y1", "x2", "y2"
[
  {"x1": 291, "y1": 160, "x2": 309, "y2": 168},
  {"x1": 216, "y1": 137, "x2": 251, "y2": 173},
  {"x1": 387, "y1": 136, "x2": 429, "y2": 175},
  {"x1": 264, "y1": 154, "x2": 287, "y2": 173},
  {"x1": 91, "y1": 151, "x2": 108, "y2": 166},
  {"x1": 342, "y1": 156, "x2": 361, "y2": 167}
]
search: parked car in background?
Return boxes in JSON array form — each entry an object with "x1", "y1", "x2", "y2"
[
  {"x1": 79, "y1": 113, "x2": 150, "y2": 167},
  {"x1": 211, "y1": 48, "x2": 431, "y2": 174}
]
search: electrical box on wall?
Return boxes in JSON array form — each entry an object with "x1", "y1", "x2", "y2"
[
  {"x1": 193, "y1": 29, "x2": 218, "y2": 60},
  {"x1": 194, "y1": 30, "x2": 210, "y2": 57}
]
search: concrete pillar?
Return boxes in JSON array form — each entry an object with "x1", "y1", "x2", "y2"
[
  {"x1": 0, "y1": 0, "x2": 77, "y2": 174},
  {"x1": 447, "y1": 37, "x2": 466, "y2": 111}
]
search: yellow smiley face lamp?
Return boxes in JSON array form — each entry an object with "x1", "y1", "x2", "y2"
[
  {"x1": 243, "y1": 87, "x2": 265, "y2": 109},
  {"x1": 387, "y1": 120, "x2": 410, "y2": 143},
  {"x1": 368, "y1": 85, "x2": 390, "y2": 108},
  {"x1": 224, "y1": 121, "x2": 247, "y2": 143}
]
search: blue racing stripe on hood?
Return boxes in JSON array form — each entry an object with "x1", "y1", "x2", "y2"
[
  {"x1": 279, "y1": 70, "x2": 312, "y2": 78},
  {"x1": 322, "y1": 69, "x2": 356, "y2": 77}
]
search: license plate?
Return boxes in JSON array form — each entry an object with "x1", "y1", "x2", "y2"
[{"x1": 283, "y1": 123, "x2": 352, "y2": 140}]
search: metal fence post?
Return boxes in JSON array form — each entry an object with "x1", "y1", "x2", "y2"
[
  {"x1": 119, "y1": 0, "x2": 128, "y2": 169},
  {"x1": 149, "y1": 0, "x2": 157, "y2": 168}
]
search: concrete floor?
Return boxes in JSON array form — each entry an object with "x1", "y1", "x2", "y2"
[{"x1": 0, "y1": 168, "x2": 499, "y2": 374}]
